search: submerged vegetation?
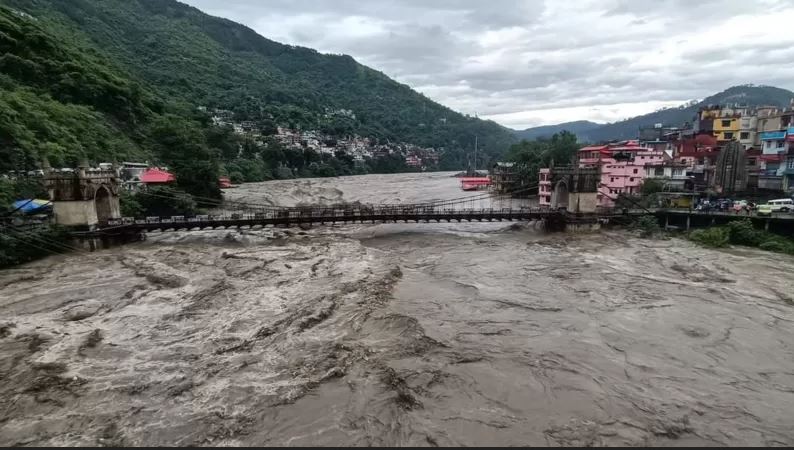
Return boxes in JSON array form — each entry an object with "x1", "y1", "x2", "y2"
[
  {"x1": 631, "y1": 215, "x2": 662, "y2": 238},
  {"x1": 688, "y1": 219, "x2": 794, "y2": 255}
]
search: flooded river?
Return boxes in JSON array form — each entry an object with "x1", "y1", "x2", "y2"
[{"x1": 2, "y1": 172, "x2": 794, "y2": 446}]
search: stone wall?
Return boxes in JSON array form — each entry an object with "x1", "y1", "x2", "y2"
[
  {"x1": 568, "y1": 192, "x2": 599, "y2": 213},
  {"x1": 54, "y1": 200, "x2": 98, "y2": 226}
]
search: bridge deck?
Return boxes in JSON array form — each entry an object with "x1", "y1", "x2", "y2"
[
  {"x1": 89, "y1": 208, "x2": 636, "y2": 235},
  {"x1": 69, "y1": 206, "x2": 794, "y2": 237}
]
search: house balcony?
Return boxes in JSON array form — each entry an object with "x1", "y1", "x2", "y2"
[{"x1": 761, "y1": 131, "x2": 786, "y2": 141}]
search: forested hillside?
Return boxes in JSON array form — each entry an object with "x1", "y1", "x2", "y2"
[
  {"x1": 0, "y1": 4, "x2": 225, "y2": 198},
  {"x1": 0, "y1": 6, "x2": 156, "y2": 170},
  {"x1": 6, "y1": 0, "x2": 516, "y2": 167}
]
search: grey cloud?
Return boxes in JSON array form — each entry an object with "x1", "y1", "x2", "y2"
[{"x1": 182, "y1": 0, "x2": 794, "y2": 128}]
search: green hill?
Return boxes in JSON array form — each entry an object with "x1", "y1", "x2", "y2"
[
  {"x1": 0, "y1": 5, "x2": 158, "y2": 170},
  {"x1": 583, "y1": 85, "x2": 794, "y2": 143},
  {"x1": 0, "y1": 4, "x2": 227, "y2": 198},
  {"x1": 5, "y1": 0, "x2": 516, "y2": 168}
]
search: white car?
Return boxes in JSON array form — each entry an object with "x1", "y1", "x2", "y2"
[{"x1": 767, "y1": 198, "x2": 793, "y2": 213}]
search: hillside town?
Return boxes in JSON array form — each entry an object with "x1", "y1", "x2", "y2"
[
  {"x1": 207, "y1": 107, "x2": 441, "y2": 171},
  {"x1": 532, "y1": 102, "x2": 794, "y2": 209}
]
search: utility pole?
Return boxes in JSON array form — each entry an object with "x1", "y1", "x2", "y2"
[{"x1": 474, "y1": 135, "x2": 478, "y2": 172}]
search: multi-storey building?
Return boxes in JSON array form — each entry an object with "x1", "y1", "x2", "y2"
[{"x1": 540, "y1": 141, "x2": 667, "y2": 208}]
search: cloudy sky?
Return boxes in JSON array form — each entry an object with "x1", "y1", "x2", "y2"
[{"x1": 182, "y1": 0, "x2": 794, "y2": 130}]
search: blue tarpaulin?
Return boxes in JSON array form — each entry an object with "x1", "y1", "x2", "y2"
[{"x1": 11, "y1": 199, "x2": 52, "y2": 214}]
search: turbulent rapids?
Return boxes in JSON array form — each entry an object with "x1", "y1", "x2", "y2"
[{"x1": 1, "y1": 172, "x2": 794, "y2": 446}]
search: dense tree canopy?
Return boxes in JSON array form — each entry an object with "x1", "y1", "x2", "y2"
[
  {"x1": 504, "y1": 131, "x2": 580, "y2": 192},
  {"x1": 5, "y1": 0, "x2": 517, "y2": 167}
]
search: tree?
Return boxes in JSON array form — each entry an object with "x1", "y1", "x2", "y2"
[
  {"x1": 205, "y1": 125, "x2": 240, "y2": 160},
  {"x1": 640, "y1": 178, "x2": 666, "y2": 196},
  {"x1": 503, "y1": 132, "x2": 580, "y2": 193},
  {"x1": 132, "y1": 186, "x2": 197, "y2": 217},
  {"x1": 146, "y1": 114, "x2": 221, "y2": 200}
]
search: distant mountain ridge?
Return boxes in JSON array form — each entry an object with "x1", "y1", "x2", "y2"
[
  {"x1": 514, "y1": 85, "x2": 794, "y2": 143},
  {"x1": 513, "y1": 120, "x2": 601, "y2": 141}
]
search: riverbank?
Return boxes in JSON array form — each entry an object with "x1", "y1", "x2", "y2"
[{"x1": 684, "y1": 218, "x2": 794, "y2": 255}]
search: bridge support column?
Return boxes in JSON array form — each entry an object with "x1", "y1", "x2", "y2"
[
  {"x1": 686, "y1": 215, "x2": 690, "y2": 231},
  {"x1": 765, "y1": 220, "x2": 770, "y2": 231},
  {"x1": 664, "y1": 214, "x2": 669, "y2": 229},
  {"x1": 710, "y1": 218, "x2": 716, "y2": 226}
]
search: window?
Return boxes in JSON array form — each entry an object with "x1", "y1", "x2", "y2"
[
  {"x1": 633, "y1": 168, "x2": 638, "y2": 174},
  {"x1": 640, "y1": 156, "x2": 645, "y2": 159},
  {"x1": 654, "y1": 167, "x2": 664, "y2": 176},
  {"x1": 778, "y1": 141, "x2": 785, "y2": 148},
  {"x1": 721, "y1": 119, "x2": 731, "y2": 127},
  {"x1": 740, "y1": 132, "x2": 749, "y2": 140},
  {"x1": 723, "y1": 132, "x2": 733, "y2": 140},
  {"x1": 788, "y1": 158, "x2": 794, "y2": 169},
  {"x1": 748, "y1": 158, "x2": 756, "y2": 166},
  {"x1": 630, "y1": 177, "x2": 635, "y2": 182},
  {"x1": 610, "y1": 177, "x2": 615, "y2": 182}
]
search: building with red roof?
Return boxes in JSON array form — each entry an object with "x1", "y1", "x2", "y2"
[{"x1": 140, "y1": 168, "x2": 176, "y2": 184}]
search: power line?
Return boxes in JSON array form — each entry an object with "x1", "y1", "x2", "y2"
[
  {"x1": 0, "y1": 226, "x2": 89, "y2": 254},
  {"x1": 0, "y1": 229, "x2": 78, "y2": 257}
]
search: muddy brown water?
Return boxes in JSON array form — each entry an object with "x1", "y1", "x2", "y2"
[{"x1": 1, "y1": 172, "x2": 794, "y2": 446}]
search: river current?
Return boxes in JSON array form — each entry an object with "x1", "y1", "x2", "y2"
[{"x1": 1, "y1": 172, "x2": 793, "y2": 446}]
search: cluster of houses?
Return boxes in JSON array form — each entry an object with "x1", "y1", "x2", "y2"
[
  {"x1": 205, "y1": 107, "x2": 440, "y2": 170},
  {"x1": 536, "y1": 103, "x2": 794, "y2": 209}
]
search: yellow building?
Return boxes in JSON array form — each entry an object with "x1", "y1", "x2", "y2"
[
  {"x1": 698, "y1": 107, "x2": 741, "y2": 141},
  {"x1": 713, "y1": 116, "x2": 740, "y2": 141}
]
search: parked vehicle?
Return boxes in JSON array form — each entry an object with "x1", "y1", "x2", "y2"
[
  {"x1": 696, "y1": 201, "x2": 712, "y2": 212},
  {"x1": 757, "y1": 204, "x2": 774, "y2": 216},
  {"x1": 767, "y1": 198, "x2": 793, "y2": 213},
  {"x1": 716, "y1": 198, "x2": 733, "y2": 211}
]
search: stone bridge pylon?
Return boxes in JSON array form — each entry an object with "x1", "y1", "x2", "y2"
[
  {"x1": 546, "y1": 165, "x2": 600, "y2": 213},
  {"x1": 44, "y1": 159, "x2": 121, "y2": 228}
]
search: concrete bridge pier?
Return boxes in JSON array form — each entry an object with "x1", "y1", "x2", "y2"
[{"x1": 565, "y1": 221, "x2": 601, "y2": 233}]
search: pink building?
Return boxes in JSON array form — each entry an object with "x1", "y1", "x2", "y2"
[
  {"x1": 405, "y1": 155, "x2": 422, "y2": 167},
  {"x1": 539, "y1": 168, "x2": 552, "y2": 206},
  {"x1": 539, "y1": 141, "x2": 668, "y2": 208}
]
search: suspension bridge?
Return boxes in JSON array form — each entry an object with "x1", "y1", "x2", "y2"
[{"x1": 85, "y1": 184, "x2": 633, "y2": 236}]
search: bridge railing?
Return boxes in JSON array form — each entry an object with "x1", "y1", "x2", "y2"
[{"x1": 101, "y1": 205, "x2": 561, "y2": 227}]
